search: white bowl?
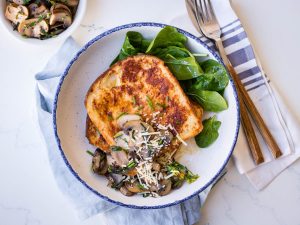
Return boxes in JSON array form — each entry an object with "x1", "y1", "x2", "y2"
[
  {"x1": 0, "y1": 0, "x2": 86, "y2": 45},
  {"x1": 53, "y1": 23, "x2": 240, "y2": 209}
]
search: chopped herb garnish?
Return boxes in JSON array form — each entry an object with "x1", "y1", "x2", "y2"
[
  {"x1": 23, "y1": 0, "x2": 31, "y2": 4},
  {"x1": 137, "y1": 106, "x2": 144, "y2": 110},
  {"x1": 114, "y1": 132, "x2": 123, "y2": 138},
  {"x1": 166, "y1": 161, "x2": 199, "y2": 183},
  {"x1": 108, "y1": 114, "x2": 113, "y2": 121},
  {"x1": 141, "y1": 122, "x2": 147, "y2": 131},
  {"x1": 146, "y1": 95, "x2": 154, "y2": 111},
  {"x1": 25, "y1": 21, "x2": 36, "y2": 28},
  {"x1": 25, "y1": 14, "x2": 47, "y2": 29},
  {"x1": 158, "y1": 139, "x2": 164, "y2": 145},
  {"x1": 132, "y1": 96, "x2": 136, "y2": 105},
  {"x1": 111, "y1": 177, "x2": 126, "y2": 190},
  {"x1": 108, "y1": 165, "x2": 124, "y2": 174},
  {"x1": 131, "y1": 129, "x2": 136, "y2": 140},
  {"x1": 116, "y1": 112, "x2": 127, "y2": 119},
  {"x1": 137, "y1": 184, "x2": 146, "y2": 190},
  {"x1": 185, "y1": 170, "x2": 199, "y2": 184},
  {"x1": 108, "y1": 162, "x2": 136, "y2": 175},
  {"x1": 122, "y1": 138, "x2": 129, "y2": 144},
  {"x1": 111, "y1": 146, "x2": 123, "y2": 151},
  {"x1": 156, "y1": 103, "x2": 167, "y2": 109},
  {"x1": 166, "y1": 96, "x2": 170, "y2": 103},
  {"x1": 142, "y1": 193, "x2": 150, "y2": 198},
  {"x1": 86, "y1": 150, "x2": 94, "y2": 156},
  {"x1": 49, "y1": 0, "x2": 56, "y2": 6},
  {"x1": 126, "y1": 161, "x2": 137, "y2": 169}
]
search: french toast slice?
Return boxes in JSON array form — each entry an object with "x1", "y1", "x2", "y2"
[{"x1": 85, "y1": 55, "x2": 203, "y2": 146}]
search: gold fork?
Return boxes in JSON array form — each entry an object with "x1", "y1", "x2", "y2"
[{"x1": 191, "y1": 0, "x2": 283, "y2": 164}]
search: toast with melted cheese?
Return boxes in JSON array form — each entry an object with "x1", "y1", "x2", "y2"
[
  {"x1": 85, "y1": 55, "x2": 203, "y2": 147},
  {"x1": 86, "y1": 100, "x2": 203, "y2": 152}
]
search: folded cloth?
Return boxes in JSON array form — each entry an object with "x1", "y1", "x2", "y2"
[
  {"x1": 35, "y1": 37, "x2": 225, "y2": 224},
  {"x1": 168, "y1": 0, "x2": 300, "y2": 190}
]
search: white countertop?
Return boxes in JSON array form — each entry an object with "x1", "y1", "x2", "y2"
[{"x1": 1, "y1": 0, "x2": 299, "y2": 225}]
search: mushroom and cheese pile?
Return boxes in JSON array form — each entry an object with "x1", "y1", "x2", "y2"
[
  {"x1": 85, "y1": 55, "x2": 203, "y2": 197},
  {"x1": 4, "y1": 0, "x2": 79, "y2": 39}
]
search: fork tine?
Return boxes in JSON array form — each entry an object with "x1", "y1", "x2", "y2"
[
  {"x1": 200, "y1": 0, "x2": 208, "y2": 22},
  {"x1": 207, "y1": 0, "x2": 218, "y2": 23},
  {"x1": 193, "y1": 0, "x2": 204, "y2": 25},
  {"x1": 186, "y1": 0, "x2": 203, "y2": 35}
]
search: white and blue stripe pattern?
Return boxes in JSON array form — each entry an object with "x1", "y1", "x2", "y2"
[{"x1": 199, "y1": 19, "x2": 269, "y2": 92}]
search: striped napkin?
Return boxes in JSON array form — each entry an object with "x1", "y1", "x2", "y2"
[{"x1": 170, "y1": 0, "x2": 300, "y2": 190}]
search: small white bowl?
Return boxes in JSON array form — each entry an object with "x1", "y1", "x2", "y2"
[{"x1": 0, "y1": 0, "x2": 86, "y2": 45}]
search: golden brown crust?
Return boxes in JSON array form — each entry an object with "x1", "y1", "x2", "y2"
[
  {"x1": 190, "y1": 100, "x2": 204, "y2": 120},
  {"x1": 86, "y1": 116, "x2": 110, "y2": 153},
  {"x1": 85, "y1": 55, "x2": 203, "y2": 146}
]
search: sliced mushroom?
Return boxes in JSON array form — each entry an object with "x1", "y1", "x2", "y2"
[
  {"x1": 18, "y1": 18, "x2": 49, "y2": 38},
  {"x1": 111, "y1": 150, "x2": 129, "y2": 166},
  {"x1": 160, "y1": 130, "x2": 174, "y2": 145},
  {"x1": 152, "y1": 162, "x2": 161, "y2": 172},
  {"x1": 114, "y1": 131, "x2": 131, "y2": 150},
  {"x1": 158, "y1": 179, "x2": 172, "y2": 196},
  {"x1": 125, "y1": 181, "x2": 144, "y2": 193},
  {"x1": 50, "y1": 23, "x2": 65, "y2": 30},
  {"x1": 49, "y1": 9, "x2": 72, "y2": 28},
  {"x1": 149, "y1": 184, "x2": 159, "y2": 192},
  {"x1": 107, "y1": 173, "x2": 125, "y2": 188},
  {"x1": 50, "y1": 3, "x2": 71, "y2": 14},
  {"x1": 27, "y1": 3, "x2": 38, "y2": 14},
  {"x1": 92, "y1": 148, "x2": 108, "y2": 175},
  {"x1": 106, "y1": 154, "x2": 117, "y2": 166},
  {"x1": 119, "y1": 186, "x2": 134, "y2": 196},
  {"x1": 117, "y1": 114, "x2": 141, "y2": 128},
  {"x1": 28, "y1": 3, "x2": 50, "y2": 19},
  {"x1": 59, "y1": 0, "x2": 79, "y2": 7},
  {"x1": 114, "y1": 120, "x2": 155, "y2": 152},
  {"x1": 114, "y1": 114, "x2": 152, "y2": 150},
  {"x1": 5, "y1": 4, "x2": 29, "y2": 24},
  {"x1": 123, "y1": 120, "x2": 154, "y2": 134}
]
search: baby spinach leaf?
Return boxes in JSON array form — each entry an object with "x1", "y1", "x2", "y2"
[
  {"x1": 195, "y1": 115, "x2": 221, "y2": 148},
  {"x1": 146, "y1": 26, "x2": 187, "y2": 53},
  {"x1": 189, "y1": 59, "x2": 229, "y2": 92},
  {"x1": 154, "y1": 46, "x2": 203, "y2": 80},
  {"x1": 111, "y1": 31, "x2": 150, "y2": 65},
  {"x1": 164, "y1": 55, "x2": 203, "y2": 80},
  {"x1": 188, "y1": 90, "x2": 228, "y2": 112},
  {"x1": 153, "y1": 46, "x2": 190, "y2": 58}
]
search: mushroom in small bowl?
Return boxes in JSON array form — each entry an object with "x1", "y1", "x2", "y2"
[{"x1": 0, "y1": 0, "x2": 86, "y2": 43}]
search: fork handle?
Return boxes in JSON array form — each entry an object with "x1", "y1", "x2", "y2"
[
  {"x1": 215, "y1": 39, "x2": 282, "y2": 159},
  {"x1": 239, "y1": 92, "x2": 264, "y2": 164}
]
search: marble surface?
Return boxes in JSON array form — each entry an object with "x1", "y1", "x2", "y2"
[{"x1": 0, "y1": 0, "x2": 299, "y2": 225}]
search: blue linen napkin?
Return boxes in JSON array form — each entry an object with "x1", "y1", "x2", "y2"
[{"x1": 35, "y1": 37, "x2": 221, "y2": 225}]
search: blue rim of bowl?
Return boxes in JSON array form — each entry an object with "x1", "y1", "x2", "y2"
[{"x1": 53, "y1": 22, "x2": 241, "y2": 209}]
